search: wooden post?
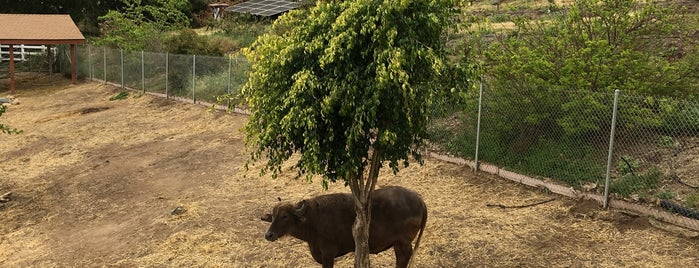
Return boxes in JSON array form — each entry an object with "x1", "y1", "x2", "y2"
[
  {"x1": 70, "y1": 44, "x2": 77, "y2": 84},
  {"x1": 9, "y1": 44, "x2": 15, "y2": 95}
]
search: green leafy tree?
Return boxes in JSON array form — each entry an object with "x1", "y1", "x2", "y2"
[
  {"x1": 241, "y1": 0, "x2": 455, "y2": 266},
  {"x1": 0, "y1": 105, "x2": 21, "y2": 135},
  {"x1": 96, "y1": 0, "x2": 191, "y2": 51},
  {"x1": 480, "y1": 0, "x2": 696, "y2": 138}
]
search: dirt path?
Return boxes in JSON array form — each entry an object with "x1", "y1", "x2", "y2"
[{"x1": 1, "y1": 78, "x2": 698, "y2": 267}]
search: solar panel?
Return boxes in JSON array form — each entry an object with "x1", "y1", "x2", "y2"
[{"x1": 226, "y1": 0, "x2": 301, "y2": 17}]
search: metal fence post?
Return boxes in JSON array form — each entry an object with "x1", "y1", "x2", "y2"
[
  {"x1": 165, "y1": 52, "x2": 169, "y2": 99},
  {"x1": 192, "y1": 55, "x2": 196, "y2": 103},
  {"x1": 103, "y1": 47, "x2": 106, "y2": 83},
  {"x1": 603, "y1": 89, "x2": 620, "y2": 209},
  {"x1": 141, "y1": 51, "x2": 145, "y2": 93},
  {"x1": 88, "y1": 45, "x2": 92, "y2": 80},
  {"x1": 227, "y1": 55, "x2": 232, "y2": 107},
  {"x1": 474, "y1": 79, "x2": 484, "y2": 172},
  {"x1": 120, "y1": 49, "x2": 124, "y2": 88}
]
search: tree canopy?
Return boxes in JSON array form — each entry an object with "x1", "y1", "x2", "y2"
[
  {"x1": 244, "y1": 0, "x2": 453, "y2": 185},
  {"x1": 95, "y1": 0, "x2": 194, "y2": 50}
]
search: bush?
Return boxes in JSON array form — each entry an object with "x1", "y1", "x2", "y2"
[
  {"x1": 478, "y1": 0, "x2": 695, "y2": 140},
  {"x1": 1, "y1": 105, "x2": 22, "y2": 135},
  {"x1": 165, "y1": 29, "x2": 201, "y2": 55},
  {"x1": 609, "y1": 168, "x2": 663, "y2": 197},
  {"x1": 165, "y1": 29, "x2": 237, "y2": 56},
  {"x1": 95, "y1": 0, "x2": 190, "y2": 51}
]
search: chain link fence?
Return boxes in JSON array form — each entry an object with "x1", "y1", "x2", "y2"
[
  {"x1": 51, "y1": 44, "x2": 699, "y2": 230},
  {"x1": 429, "y1": 82, "x2": 699, "y2": 229},
  {"x1": 63, "y1": 45, "x2": 249, "y2": 106}
]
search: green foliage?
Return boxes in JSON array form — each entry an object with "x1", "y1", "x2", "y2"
[
  {"x1": 165, "y1": 29, "x2": 237, "y2": 56},
  {"x1": 659, "y1": 97, "x2": 699, "y2": 133},
  {"x1": 195, "y1": 72, "x2": 230, "y2": 103},
  {"x1": 687, "y1": 194, "x2": 699, "y2": 209},
  {"x1": 616, "y1": 155, "x2": 640, "y2": 175},
  {"x1": 165, "y1": 29, "x2": 200, "y2": 54},
  {"x1": 609, "y1": 167, "x2": 662, "y2": 197},
  {"x1": 95, "y1": 0, "x2": 190, "y2": 50},
  {"x1": 109, "y1": 92, "x2": 130, "y2": 101},
  {"x1": 657, "y1": 135, "x2": 678, "y2": 148},
  {"x1": 656, "y1": 191, "x2": 676, "y2": 200},
  {"x1": 242, "y1": 0, "x2": 456, "y2": 185},
  {"x1": 0, "y1": 105, "x2": 22, "y2": 135},
  {"x1": 479, "y1": 0, "x2": 695, "y2": 139},
  {"x1": 220, "y1": 14, "x2": 273, "y2": 50}
]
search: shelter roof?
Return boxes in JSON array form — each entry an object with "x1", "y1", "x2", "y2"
[
  {"x1": 0, "y1": 14, "x2": 85, "y2": 45},
  {"x1": 227, "y1": 0, "x2": 300, "y2": 17}
]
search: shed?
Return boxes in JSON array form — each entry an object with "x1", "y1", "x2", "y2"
[
  {"x1": 0, "y1": 14, "x2": 85, "y2": 95},
  {"x1": 209, "y1": 3, "x2": 230, "y2": 22}
]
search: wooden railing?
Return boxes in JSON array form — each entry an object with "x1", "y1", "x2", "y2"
[{"x1": 0, "y1": 44, "x2": 54, "y2": 62}]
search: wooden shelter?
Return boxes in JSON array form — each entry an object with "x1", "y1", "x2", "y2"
[
  {"x1": 0, "y1": 14, "x2": 85, "y2": 95},
  {"x1": 209, "y1": 3, "x2": 230, "y2": 22}
]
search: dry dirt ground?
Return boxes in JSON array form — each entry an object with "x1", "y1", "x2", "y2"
[{"x1": 1, "y1": 76, "x2": 698, "y2": 267}]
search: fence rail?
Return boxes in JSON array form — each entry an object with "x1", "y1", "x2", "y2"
[
  {"x1": 58, "y1": 44, "x2": 699, "y2": 231},
  {"x1": 0, "y1": 44, "x2": 56, "y2": 62}
]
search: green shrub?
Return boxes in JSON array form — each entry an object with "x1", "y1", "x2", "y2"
[
  {"x1": 686, "y1": 194, "x2": 699, "y2": 209},
  {"x1": 1, "y1": 105, "x2": 22, "y2": 134},
  {"x1": 479, "y1": 0, "x2": 695, "y2": 139},
  {"x1": 194, "y1": 72, "x2": 229, "y2": 103},
  {"x1": 609, "y1": 167, "x2": 662, "y2": 197},
  {"x1": 616, "y1": 155, "x2": 641, "y2": 175},
  {"x1": 166, "y1": 29, "x2": 201, "y2": 55},
  {"x1": 657, "y1": 136, "x2": 678, "y2": 148},
  {"x1": 109, "y1": 91, "x2": 129, "y2": 101},
  {"x1": 656, "y1": 191, "x2": 676, "y2": 200}
]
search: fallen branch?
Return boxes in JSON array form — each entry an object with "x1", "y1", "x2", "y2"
[
  {"x1": 620, "y1": 156, "x2": 636, "y2": 177},
  {"x1": 0, "y1": 192, "x2": 12, "y2": 203},
  {"x1": 672, "y1": 175, "x2": 699, "y2": 189},
  {"x1": 486, "y1": 198, "x2": 556, "y2": 209}
]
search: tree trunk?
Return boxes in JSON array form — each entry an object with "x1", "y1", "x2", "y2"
[
  {"x1": 349, "y1": 146, "x2": 381, "y2": 268},
  {"x1": 352, "y1": 193, "x2": 371, "y2": 268}
]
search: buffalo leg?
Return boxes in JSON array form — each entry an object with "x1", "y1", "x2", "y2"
[
  {"x1": 309, "y1": 247, "x2": 335, "y2": 268},
  {"x1": 393, "y1": 242, "x2": 413, "y2": 268},
  {"x1": 321, "y1": 254, "x2": 335, "y2": 268}
]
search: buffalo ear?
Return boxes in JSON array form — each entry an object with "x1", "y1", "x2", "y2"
[{"x1": 261, "y1": 213, "x2": 273, "y2": 222}]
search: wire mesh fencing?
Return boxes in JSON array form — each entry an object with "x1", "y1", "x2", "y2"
[
  {"x1": 610, "y1": 94, "x2": 699, "y2": 218},
  {"x1": 57, "y1": 44, "x2": 699, "y2": 229},
  {"x1": 428, "y1": 83, "x2": 699, "y2": 229},
  {"x1": 68, "y1": 45, "x2": 248, "y2": 107}
]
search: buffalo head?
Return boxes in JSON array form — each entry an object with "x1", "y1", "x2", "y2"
[{"x1": 262, "y1": 200, "x2": 308, "y2": 242}]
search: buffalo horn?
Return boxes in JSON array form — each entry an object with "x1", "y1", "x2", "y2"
[{"x1": 294, "y1": 201, "x2": 307, "y2": 216}]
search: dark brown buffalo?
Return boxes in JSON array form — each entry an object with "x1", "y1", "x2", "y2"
[{"x1": 261, "y1": 186, "x2": 427, "y2": 268}]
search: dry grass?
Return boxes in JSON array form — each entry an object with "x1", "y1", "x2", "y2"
[{"x1": 1, "y1": 77, "x2": 698, "y2": 267}]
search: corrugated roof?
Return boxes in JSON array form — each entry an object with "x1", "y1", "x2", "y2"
[
  {"x1": 227, "y1": 0, "x2": 300, "y2": 17},
  {"x1": 0, "y1": 14, "x2": 85, "y2": 45}
]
